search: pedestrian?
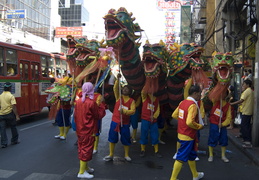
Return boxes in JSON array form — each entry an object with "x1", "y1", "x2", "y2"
[
  {"x1": 139, "y1": 90, "x2": 161, "y2": 158},
  {"x1": 103, "y1": 73, "x2": 136, "y2": 162},
  {"x1": 170, "y1": 85, "x2": 204, "y2": 180},
  {"x1": 245, "y1": 69, "x2": 253, "y2": 81},
  {"x1": 0, "y1": 82, "x2": 20, "y2": 148},
  {"x1": 74, "y1": 82, "x2": 100, "y2": 179},
  {"x1": 230, "y1": 79, "x2": 254, "y2": 148},
  {"x1": 226, "y1": 85, "x2": 237, "y2": 130},
  {"x1": 208, "y1": 91, "x2": 231, "y2": 163}
]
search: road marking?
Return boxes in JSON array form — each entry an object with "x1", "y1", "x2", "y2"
[
  {"x1": 24, "y1": 173, "x2": 63, "y2": 180},
  {"x1": 19, "y1": 121, "x2": 51, "y2": 131},
  {"x1": 0, "y1": 169, "x2": 18, "y2": 178}
]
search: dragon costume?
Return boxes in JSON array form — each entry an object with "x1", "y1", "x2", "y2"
[
  {"x1": 167, "y1": 43, "x2": 208, "y2": 111},
  {"x1": 142, "y1": 40, "x2": 169, "y2": 105},
  {"x1": 103, "y1": 7, "x2": 145, "y2": 93},
  {"x1": 203, "y1": 51, "x2": 234, "y2": 112}
]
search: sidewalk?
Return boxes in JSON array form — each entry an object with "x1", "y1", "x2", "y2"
[{"x1": 227, "y1": 126, "x2": 259, "y2": 166}]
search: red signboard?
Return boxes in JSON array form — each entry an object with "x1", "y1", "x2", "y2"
[
  {"x1": 157, "y1": 0, "x2": 182, "y2": 10},
  {"x1": 55, "y1": 27, "x2": 83, "y2": 38}
]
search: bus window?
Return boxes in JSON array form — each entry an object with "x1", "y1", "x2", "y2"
[
  {"x1": 31, "y1": 64, "x2": 35, "y2": 79},
  {"x1": 41, "y1": 56, "x2": 48, "y2": 77},
  {"x1": 24, "y1": 63, "x2": 29, "y2": 79},
  {"x1": 6, "y1": 49, "x2": 17, "y2": 76},
  {"x1": 0, "y1": 47, "x2": 4, "y2": 76},
  {"x1": 35, "y1": 64, "x2": 39, "y2": 79},
  {"x1": 49, "y1": 57, "x2": 54, "y2": 77},
  {"x1": 61, "y1": 60, "x2": 67, "y2": 77}
]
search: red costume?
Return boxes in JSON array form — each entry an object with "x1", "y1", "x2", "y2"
[{"x1": 74, "y1": 96, "x2": 100, "y2": 161}]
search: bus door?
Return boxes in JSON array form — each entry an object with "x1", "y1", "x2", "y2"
[
  {"x1": 19, "y1": 60, "x2": 30, "y2": 115},
  {"x1": 31, "y1": 62, "x2": 40, "y2": 112}
]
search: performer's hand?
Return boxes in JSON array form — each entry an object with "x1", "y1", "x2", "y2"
[
  {"x1": 117, "y1": 73, "x2": 122, "y2": 79},
  {"x1": 218, "y1": 123, "x2": 222, "y2": 129}
]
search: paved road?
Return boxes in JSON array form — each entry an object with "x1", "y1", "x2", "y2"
[{"x1": 0, "y1": 108, "x2": 259, "y2": 180}]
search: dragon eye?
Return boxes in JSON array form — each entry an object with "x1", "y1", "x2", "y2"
[{"x1": 218, "y1": 57, "x2": 222, "y2": 60}]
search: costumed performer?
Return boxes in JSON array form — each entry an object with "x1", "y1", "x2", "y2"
[{"x1": 103, "y1": 73, "x2": 136, "y2": 162}]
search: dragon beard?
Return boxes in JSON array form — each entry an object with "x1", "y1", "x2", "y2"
[
  {"x1": 191, "y1": 69, "x2": 210, "y2": 88},
  {"x1": 208, "y1": 82, "x2": 229, "y2": 102},
  {"x1": 142, "y1": 77, "x2": 159, "y2": 94}
]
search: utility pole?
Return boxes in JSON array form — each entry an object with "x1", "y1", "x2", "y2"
[{"x1": 252, "y1": 0, "x2": 259, "y2": 147}]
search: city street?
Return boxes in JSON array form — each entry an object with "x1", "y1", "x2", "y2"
[{"x1": 0, "y1": 108, "x2": 259, "y2": 180}]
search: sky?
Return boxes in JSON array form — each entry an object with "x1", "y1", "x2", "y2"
[{"x1": 84, "y1": 0, "x2": 166, "y2": 44}]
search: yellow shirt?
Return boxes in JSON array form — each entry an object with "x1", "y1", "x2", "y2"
[
  {"x1": 240, "y1": 87, "x2": 254, "y2": 115},
  {"x1": 0, "y1": 91, "x2": 16, "y2": 115}
]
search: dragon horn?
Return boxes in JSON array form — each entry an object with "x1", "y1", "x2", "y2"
[
  {"x1": 212, "y1": 51, "x2": 217, "y2": 57},
  {"x1": 159, "y1": 40, "x2": 165, "y2": 46}
]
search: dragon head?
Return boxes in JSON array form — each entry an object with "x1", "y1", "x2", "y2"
[
  {"x1": 66, "y1": 35, "x2": 87, "y2": 60},
  {"x1": 103, "y1": 7, "x2": 143, "y2": 63},
  {"x1": 211, "y1": 51, "x2": 234, "y2": 84},
  {"x1": 75, "y1": 39, "x2": 102, "y2": 66},
  {"x1": 168, "y1": 43, "x2": 205, "y2": 76},
  {"x1": 142, "y1": 40, "x2": 168, "y2": 78},
  {"x1": 45, "y1": 77, "x2": 72, "y2": 105}
]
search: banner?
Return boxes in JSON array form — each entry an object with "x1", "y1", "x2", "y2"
[{"x1": 55, "y1": 27, "x2": 83, "y2": 38}]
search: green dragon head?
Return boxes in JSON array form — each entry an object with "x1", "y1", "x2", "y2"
[
  {"x1": 168, "y1": 43, "x2": 205, "y2": 76},
  {"x1": 45, "y1": 77, "x2": 72, "y2": 105},
  {"x1": 211, "y1": 51, "x2": 234, "y2": 84},
  {"x1": 66, "y1": 35, "x2": 88, "y2": 60},
  {"x1": 75, "y1": 39, "x2": 104, "y2": 66},
  {"x1": 103, "y1": 7, "x2": 143, "y2": 63},
  {"x1": 142, "y1": 40, "x2": 168, "y2": 78}
]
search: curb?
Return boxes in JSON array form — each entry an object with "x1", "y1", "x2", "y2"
[{"x1": 228, "y1": 133, "x2": 259, "y2": 167}]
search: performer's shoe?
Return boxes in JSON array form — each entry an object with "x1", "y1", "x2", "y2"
[
  {"x1": 208, "y1": 156, "x2": 213, "y2": 162},
  {"x1": 140, "y1": 151, "x2": 145, "y2": 157},
  {"x1": 77, "y1": 171, "x2": 94, "y2": 179},
  {"x1": 11, "y1": 141, "x2": 20, "y2": 145},
  {"x1": 124, "y1": 156, "x2": 132, "y2": 162},
  {"x1": 103, "y1": 155, "x2": 113, "y2": 161},
  {"x1": 60, "y1": 136, "x2": 66, "y2": 140},
  {"x1": 155, "y1": 152, "x2": 162, "y2": 158},
  {"x1": 131, "y1": 139, "x2": 137, "y2": 143},
  {"x1": 87, "y1": 167, "x2": 94, "y2": 173},
  {"x1": 93, "y1": 150, "x2": 98, "y2": 154},
  {"x1": 195, "y1": 156, "x2": 200, "y2": 161},
  {"x1": 193, "y1": 172, "x2": 204, "y2": 180},
  {"x1": 173, "y1": 153, "x2": 177, "y2": 159},
  {"x1": 54, "y1": 135, "x2": 61, "y2": 139},
  {"x1": 221, "y1": 156, "x2": 229, "y2": 163}
]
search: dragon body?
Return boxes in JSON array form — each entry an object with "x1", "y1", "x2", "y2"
[{"x1": 167, "y1": 43, "x2": 208, "y2": 111}]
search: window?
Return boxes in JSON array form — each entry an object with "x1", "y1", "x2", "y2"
[
  {"x1": 41, "y1": 56, "x2": 48, "y2": 77},
  {"x1": 0, "y1": 47, "x2": 4, "y2": 76},
  {"x1": 6, "y1": 49, "x2": 17, "y2": 76}
]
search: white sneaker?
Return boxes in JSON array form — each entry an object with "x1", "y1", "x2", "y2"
[
  {"x1": 195, "y1": 156, "x2": 200, "y2": 161},
  {"x1": 221, "y1": 156, "x2": 229, "y2": 163},
  {"x1": 103, "y1": 155, "x2": 113, "y2": 161},
  {"x1": 125, "y1": 156, "x2": 132, "y2": 162},
  {"x1": 93, "y1": 150, "x2": 98, "y2": 154},
  {"x1": 77, "y1": 171, "x2": 94, "y2": 179},
  {"x1": 54, "y1": 135, "x2": 61, "y2": 139},
  {"x1": 60, "y1": 136, "x2": 66, "y2": 140},
  {"x1": 87, "y1": 167, "x2": 94, "y2": 173},
  {"x1": 173, "y1": 153, "x2": 177, "y2": 159},
  {"x1": 208, "y1": 156, "x2": 213, "y2": 162},
  {"x1": 193, "y1": 172, "x2": 204, "y2": 180}
]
